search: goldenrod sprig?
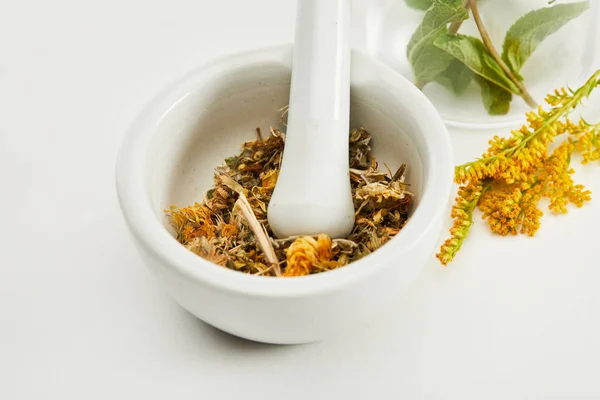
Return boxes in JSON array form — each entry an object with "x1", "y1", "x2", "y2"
[
  {"x1": 437, "y1": 181, "x2": 491, "y2": 265},
  {"x1": 438, "y1": 69, "x2": 600, "y2": 266}
]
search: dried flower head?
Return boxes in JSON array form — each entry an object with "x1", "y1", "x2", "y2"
[
  {"x1": 166, "y1": 203, "x2": 215, "y2": 243},
  {"x1": 284, "y1": 234, "x2": 342, "y2": 277}
]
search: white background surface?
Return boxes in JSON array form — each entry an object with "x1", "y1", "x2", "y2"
[{"x1": 2, "y1": 1, "x2": 600, "y2": 399}]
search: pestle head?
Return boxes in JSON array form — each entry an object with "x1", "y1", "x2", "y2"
[
  {"x1": 268, "y1": 120, "x2": 355, "y2": 239},
  {"x1": 267, "y1": 0, "x2": 354, "y2": 239}
]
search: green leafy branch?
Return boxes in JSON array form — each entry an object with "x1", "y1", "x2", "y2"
[{"x1": 405, "y1": 0, "x2": 590, "y2": 115}]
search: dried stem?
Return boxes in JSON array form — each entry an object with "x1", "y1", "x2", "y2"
[
  {"x1": 390, "y1": 163, "x2": 407, "y2": 185},
  {"x1": 469, "y1": 0, "x2": 538, "y2": 108},
  {"x1": 234, "y1": 193, "x2": 282, "y2": 276},
  {"x1": 278, "y1": 105, "x2": 289, "y2": 127}
]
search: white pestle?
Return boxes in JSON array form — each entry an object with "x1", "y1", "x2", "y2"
[{"x1": 267, "y1": 0, "x2": 355, "y2": 239}]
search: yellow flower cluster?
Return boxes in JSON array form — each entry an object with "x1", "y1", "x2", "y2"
[
  {"x1": 437, "y1": 70, "x2": 600, "y2": 266},
  {"x1": 478, "y1": 181, "x2": 543, "y2": 236},
  {"x1": 436, "y1": 183, "x2": 486, "y2": 266}
]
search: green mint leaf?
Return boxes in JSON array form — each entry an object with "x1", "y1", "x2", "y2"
[
  {"x1": 434, "y1": 59, "x2": 475, "y2": 96},
  {"x1": 477, "y1": 77, "x2": 512, "y2": 115},
  {"x1": 434, "y1": 33, "x2": 520, "y2": 93},
  {"x1": 406, "y1": 0, "x2": 468, "y2": 83},
  {"x1": 502, "y1": 1, "x2": 589, "y2": 73},
  {"x1": 405, "y1": 0, "x2": 434, "y2": 10}
]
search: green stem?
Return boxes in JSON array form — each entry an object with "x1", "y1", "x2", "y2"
[
  {"x1": 469, "y1": 0, "x2": 538, "y2": 109},
  {"x1": 443, "y1": 180, "x2": 492, "y2": 262},
  {"x1": 458, "y1": 70, "x2": 600, "y2": 171},
  {"x1": 448, "y1": 0, "x2": 471, "y2": 33},
  {"x1": 469, "y1": 180, "x2": 493, "y2": 217}
]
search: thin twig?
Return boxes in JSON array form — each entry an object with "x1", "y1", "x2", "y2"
[
  {"x1": 234, "y1": 193, "x2": 282, "y2": 276},
  {"x1": 255, "y1": 127, "x2": 263, "y2": 143},
  {"x1": 469, "y1": 0, "x2": 538, "y2": 108},
  {"x1": 383, "y1": 162, "x2": 393, "y2": 178},
  {"x1": 389, "y1": 163, "x2": 407, "y2": 185},
  {"x1": 278, "y1": 105, "x2": 289, "y2": 127},
  {"x1": 221, "y1": 172, "x2": 281, "y2": 276}
]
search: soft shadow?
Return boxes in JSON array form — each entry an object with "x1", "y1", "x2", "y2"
[
  {"x1": 199, "y1": 318, "x2": 311, "y2": 351},
  {"x1": 178, "y1": 308, "x2": 312, "y2": 354}
]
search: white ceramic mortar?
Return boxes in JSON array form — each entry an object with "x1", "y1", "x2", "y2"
[{"x1": 116, "y1": 44, "x2": 453, "y2": 344}]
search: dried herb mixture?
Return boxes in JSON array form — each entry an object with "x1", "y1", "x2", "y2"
[{"x1": 166, "y1": 127, "x2": 413, "y2": 277}]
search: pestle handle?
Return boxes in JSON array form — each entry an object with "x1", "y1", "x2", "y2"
[{"x1": 268, "y1": 0, "x2": 355, "y2": 239}]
